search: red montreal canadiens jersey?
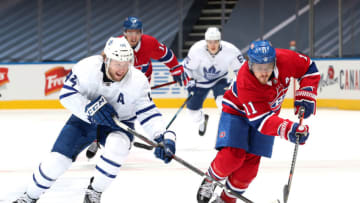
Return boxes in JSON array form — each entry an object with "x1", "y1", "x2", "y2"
[
  {"x1": 118, "y1": 34, "x2": 181, "y2": 81},
  {"x1": 222, "y1": 49, "x2": 320, "y2": 137}
]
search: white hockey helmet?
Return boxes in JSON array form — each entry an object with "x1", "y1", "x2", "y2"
[
  {"x1": 205, "y1": 27, "x2": 221, "y2": 41},
  {"x1": 104, "y1": 37, "x2": 134, "y2": 63}
]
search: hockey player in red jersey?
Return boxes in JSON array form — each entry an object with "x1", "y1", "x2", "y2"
[
  {"x1": 119, "y1": 16, "x2": 189, "y2": 85},
  {"x1": 196, "y1": 40, "x2": 320, "y2": 203}
]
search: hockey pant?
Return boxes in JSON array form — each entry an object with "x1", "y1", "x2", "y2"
[
  {"x1": 25, "y1": 115, "x2": 132, "y2": 199},
  {"x1": 186, "y1": 78, "x2": 229, "y2": 111}
]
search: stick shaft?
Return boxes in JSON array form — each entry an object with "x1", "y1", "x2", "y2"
[
  {"x1": 151, "y1": 81, "x2": 177, "y2": 89},
  {"x1": 283, "y1": 106, "x2": 305, "y2": 203},
  {"x1": 166, "y1": 94, "x2": 193, "y2": 129},
  {"x1": 113, "y1": 118, "x2": 254, "y2": 203}
]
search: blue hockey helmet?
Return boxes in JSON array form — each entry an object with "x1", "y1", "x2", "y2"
[
  {"x1": 247, "y1": 40, "x2": 276, "y2": 64},
  {"x1": 123, "y1": 16, "x2": 143, "y2": 31}
]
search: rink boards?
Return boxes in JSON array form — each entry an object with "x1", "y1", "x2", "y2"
[{"x1": 0, "y1": 59, "x2": 359, "y2": 110}]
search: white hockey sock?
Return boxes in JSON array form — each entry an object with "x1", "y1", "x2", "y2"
[
  {"x1": 187, "y1": 109, "x2": 205, "y2": 124},
  {"x1": 92, "y1": 132, "x2": 130, "y2": 192},
  {"x1": 27, "y1": 152, "x2": 72, "y2": 199},
  {"x1": 215, "y1": 96, "x2": 223, "y2": 111}
]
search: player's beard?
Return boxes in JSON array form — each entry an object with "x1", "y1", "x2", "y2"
[{"x1": 256, "y1": 73, "x2": 271, "y2": 85}]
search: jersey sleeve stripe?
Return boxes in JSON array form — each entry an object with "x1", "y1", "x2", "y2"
[
  {"x1": 298, "y1": 62, "x2": 320, "y2": 81},
  {"x1": 257, "y1": 112, "x2": 275, "y2": 132},
  {"x1": 248, "y1": 111, "x2": 272, "y2": 122},
  {"x1": 136, "y1": 104, "x2": 156, "y2": 115},
  {"x1": 59, "y1": 91, "x2": 78, "y2": 100},
  {"x1": 158, "y1": 48, "x2": 174, "y2": 63},
  {"x1": 62, "y1": 85, "x2": 79, "y2": 92},
  {"x1": 231, "y1": 81, "x2": 238, "y2": 97},
  {"x1": 170, "y1": 64, "x2": 182, "y2": 71},
  {"x1": 139, "y1": 113, "x2": 162, "y2": 125},
  {"x1": 136, "y1": 62, "x2": 151, "y2": 74},
  {"x1": 222, "y1": 98, "x2": 246, "y2": 115}
]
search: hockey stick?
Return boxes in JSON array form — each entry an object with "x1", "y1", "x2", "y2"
[
  {"x1": 151, "y1": 81, "x2": 177, "y2": 89},
  {"x1": 133, "y1": 93, "x2": 194, "y2": 150},
  {"x1": 283, "y1": 106, "x2": 305, "y2": 203},
  {"x1": 113, "y1": 117, "x2": 254, "y2": 203}
]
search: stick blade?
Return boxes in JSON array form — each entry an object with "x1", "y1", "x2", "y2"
[{"x1": 283, "y1": 185, "x2": 289, "y2": 203}]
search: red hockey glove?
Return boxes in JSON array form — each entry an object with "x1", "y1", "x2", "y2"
[
  {"x1": 170, "y1": 65, "x2": 190, "y2": 86},
  {"x1": 278, "y1": 120, "x2": 310, "y2": 145},
  {"x1": 294, "y1": 87, "x2": 317, "y2": 119}
]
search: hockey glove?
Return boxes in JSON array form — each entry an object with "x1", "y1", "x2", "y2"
[
  {"x1": 170, "y1": 65, "x2": 190, "y2": 86},
  {"x1": 85, "y1": 95, "x2": 119, "y2": 128},
  {"x1": 278, "y1": 120, "x2": 310, "y2": 145},
  {"x1": 294, "y1": 87, "x2": 317, "y2": 119},
  {"x1": 186, "y1": 79, "x2": 196, "y2": 94},
  {"x1": 154, "y1": 130, "x2": 176, "y2": 164}
]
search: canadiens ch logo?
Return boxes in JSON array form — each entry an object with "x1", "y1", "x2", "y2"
[
  {"x1": 203, "y1": 66, "x2": 220, "y2": 80},
  {"x1": 319, "y1": 65, "x2": 338, "y2": 92},
  {"x1": 219, "y1": 131, "x2": 226, "y2": 138}
]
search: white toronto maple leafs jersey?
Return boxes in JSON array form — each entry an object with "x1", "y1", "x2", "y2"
[
  {"x1": 59, "y1": 55, "x2": 165, "y2": 140},
  {"x1": 183, "y1": 40, "x2": 245, "y2": 88}
]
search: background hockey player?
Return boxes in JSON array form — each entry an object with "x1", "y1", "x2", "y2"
[
  {"x1": 120, "y1": 16, "x2": 189, "y2": 85},
  {"x1": 13, "y1": 37, "x2": 176, "y2": 203},
  {"x1": 183, "y1": 27, "x2": 245, "y2": 136},
  {"x1": 196, "y1": 40, "x2": 320, "y2": 203}
]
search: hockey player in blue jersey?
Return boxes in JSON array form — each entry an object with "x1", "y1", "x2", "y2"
[
  {"x1": 183, "y1": 27, "x2": 245, "y2": 136},
  {"x1": 13, "y1": 37, "x2": 176, "y2": 203}
]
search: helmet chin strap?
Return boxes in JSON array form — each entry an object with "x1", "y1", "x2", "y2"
[{"x1": 105, "y1": 58, "x2": 115, "y2": 81}]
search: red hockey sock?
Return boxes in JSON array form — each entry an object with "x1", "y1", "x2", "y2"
[{"x1": 220, "y1": 190, "x2": 236, "y2": 203}]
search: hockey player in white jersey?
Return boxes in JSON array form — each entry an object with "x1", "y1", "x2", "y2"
[
  {"x1": 183, "y1": 27, "x2": 245, "y2": 135},
  {"x1": 13, "y1": 37, "x2": 176, "y2": 203}
]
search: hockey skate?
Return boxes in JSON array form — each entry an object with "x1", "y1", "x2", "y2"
[
  {"x1": 13, "y1": 193, "x2": 37, "y2": 203},
  {"x1": 199, "y1": 114, "x2": 209, "y2": 136},
  {"x1": 86, "y1": 141, "x2": 99, "y2": 159},
  {"x1": 197, "y1": 178, "x2": 217, "y2": 203},
  {"x1": 83, "y1": 178, "x2": 102, "y2": 203}
]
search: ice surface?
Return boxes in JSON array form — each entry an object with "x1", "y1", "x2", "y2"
[{"x1": 0, "y1": 108, "x2": 359, "y2": 203}]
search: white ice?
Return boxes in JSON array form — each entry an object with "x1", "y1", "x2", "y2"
[{"x1": 0, "y1": 108, "x2": 359, "y2": 203}]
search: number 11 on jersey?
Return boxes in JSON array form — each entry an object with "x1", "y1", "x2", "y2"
[{"x1": 243, "y1": 102, "x2": 257, "y2": 115}]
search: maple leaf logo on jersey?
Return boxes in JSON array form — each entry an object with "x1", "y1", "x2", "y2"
[{"x1": 203, "y1": 66, "x2": 220, "y2": 80}]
